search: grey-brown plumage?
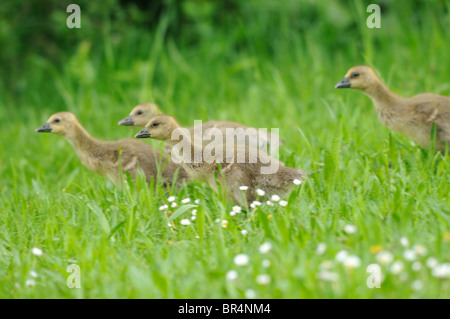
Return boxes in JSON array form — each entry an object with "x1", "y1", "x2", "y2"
[
  {"x1": 336, "y1": 65, "x2": 450, "y2": 151},
  {"x1": 135, "y1": 114, "x2": 306, "y2": 204},
  {"x1": 119, "y1": 102, "x2": 284, "y2": 150},
  {"x1": 36, "y1": 112, "x2": 187, "y2": 186}
]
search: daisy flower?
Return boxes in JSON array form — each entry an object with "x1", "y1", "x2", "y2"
[
  {"x1": 167, "y1": 196, "x2": 176, "y2": 202},
  {"x1": 32, "y1": 248, "x2": 43, "y2": 257},
  {"x1": 226, "y1": 270, "x2": 238, "y2": 281},
  {"x1": 279, "y1": 200, "x2": 288, "y2": 207},
  {"x1": 259, "y1": 242, "x2": 272, "y2": 254},
  {"x1": 256, "y1": 274, "x2": 271, "y2": 285},
  {"x1": 232, "y1": 206, "x2": 242, "y2": 213},
  {"x1": 234, "y1": 254, "x2": 250, "y2": 266},
  {"x1": 271, "y1": 195, "x2": 280, "y2": 202},
  {"x1": 180, "y1": 219, "x2": 191, "y2": 226}
]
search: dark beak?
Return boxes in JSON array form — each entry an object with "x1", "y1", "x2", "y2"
[
  {"x1": 118, "y1": 115, "x2": 134, "y2": 126},
  {"x1": 135, "y1": 127, "x2": 150, "y2": 138},
  {"x1": 36, "y1": 122, "x2": 52, "y2": 133},
  {"x1": 335, "y1": 77, "x2": 351, "y2": 88}
]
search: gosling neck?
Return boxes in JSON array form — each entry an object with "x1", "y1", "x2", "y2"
[
  {"x1": 65, "y1": 123, "x2": 101, "y2": 153},
  {"x1": 165, "y1": 126, "x2": 203, "y2": 164},
  {"x1": 362, "y1": 81, "x2": 403, "y2": 112}
]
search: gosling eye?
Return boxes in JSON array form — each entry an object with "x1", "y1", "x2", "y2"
[
  {"x1": 136, "y1": 110, "x2": 143, "y2": 115},
  {"x1": 151, "y1": 121, "x2": 159, "y2": 127},
  {"x1": 53, "y1": 118, "x2": 61, "y2": 123},
  {"x1": 351, "y1": 72, "x2": 360, "y2": 78}
]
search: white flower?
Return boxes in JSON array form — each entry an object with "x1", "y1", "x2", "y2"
[
  {"x1": 159, "y1": 204, "x2": 168, "y2": 211},
  {"x1": 400, "y1": 237, "x2": 409, "y2": 247},
  {"x1": 426, "y1": 257, "x2": 439, "y2": 268},
  {"x1": 25, "y1": 279, "x2": 36, "y2": 287},
  {"x1": 229, "y1": 211, "x2": 236, "y2": 216},
  {"x1": 168, "y1": 223, "x2": 173, "y2": 227},
  {"x1": 335, "y1": 250, "x2": 348, "y2": 263},
  {"x1": 265, "y1": 201, "x2": 274, "y2": 206},
  {"x1": 245, "y1": 289, "x2": 256, "y2": 299},
  {"x1": 262, "y1": 259, "x2": 271, "y2": 268},
  {"x1": 390, "y1": 261, "x2": 404, "y2": 274},
  {"x1": 256, "y1": 189, "x2": 265, "y2": 196},
  {"x1": 221, "y1": 220, "x2": 228, "y2": 228},
  {"x1": 32, "y1": 248, "x2": 43, "y2": 256},
  {"x1": 215, "y1": 218, "x2": 220, "y2": 223},
  {"x1": 194, "y1": 199, "x2": 200, "y2": 205},
  {"x1": 232, "y1": 206, "x2": 242, "y2": 213},
  {"x1": 344, "y1": 224, "x2": 357, "y2": 234},
  {"x1": 241, "y1": 230, "x2": 248, "y2": 236},
  {"x1": 279, "y1": 200, "x2": 288, "y2": 207},
  {"x1": 239, "y1": 186, "x2": 248, "y2": 191},
  {"x1": 180, "y1": 219, "x2": 191, "y2": 226},
  {"x1": 343, "y1": 255, "x2": 361, "y2": 269},
  {"x1": 271, "y1": 195, "x2": 280, "y2": 202},
  {"x1": 191, "y1": 216, "x2": 196, "y2": 221},
  {"x1": 413, "y1": 244, "x2": 427, "y2": 256},
  {"x1": 411, "y1": 280, "x2": 423, "y2": 291},
  {"x1": 377, "y1": 251, "x2": 394, "y2": 265},
  {"x1": 181, "y1": 198, "x2": 190, "y2": 204},
  {"x1": 29, "y1": 271, "x2": 38, "y2": 278},
  {"x1": 412, "y1": 261, "x2": 422, "y2": 271},
  {"x1": 256, "y1": 274, "x2": 271, "y2": 285},
  {"x1": 167, "y1": 196, "x2": 176, "y2": 202},
  {"x1": 250, "y1": 201, "x2": 261, "y2": 208},
  {"x1": 171, "y1": 202, "x2": 177, "y2": 208},
  {"x1": 259, "y1": 242, "x2": 272, "y2": 254},
  {"x1": 191, "y1": 209, "x2": 197, "y2": 216},
  {"x1": 226, "y1": 270, "x2": 238, "y2": 281},
  {"x1": 317, "y1": 270, "x2": 338, "y2": 282},
  {"x1": 432, "y1": 263, "x2": 450, "y2": 278},
  {"x1": 195, "y1": 235, "x2": 200, "y2": 239},
  {"x1": 293, "y1": 179, "x2": 302, "y2": 185},
  {"x1": 403, "y1": 249, "x2": 417, "y2": 261},
  {"x1": 234, "y1": 254, "x2": 250, "y2": 266},
  {"x1": 316, "y1": 243, "x2": 326, "y2": 255}
]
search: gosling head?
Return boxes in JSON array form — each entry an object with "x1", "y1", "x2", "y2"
[
  {"x1": 335, "y1": 65, "x2": 381, "y2": 91},
  {"x1": 118, "y1": 102, "x2": 161, "y2": 127},
  {"x1": 135, "y1": 114, "x2": 180, "y2": 141},
  {"x1": 36, "y1": 112, "x2": 80, "y2": 137}
]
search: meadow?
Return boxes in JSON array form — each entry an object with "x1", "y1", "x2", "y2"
[{"x1": 0, "y1": 0, "x2": 449, "y2": 298}]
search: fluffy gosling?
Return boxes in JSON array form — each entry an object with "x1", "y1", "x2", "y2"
[
  {"x1": 36, "y1": 112, "x2": 187, "y2": 185},
  {"x1": 119, "y1": 102, "x2": 283, "y2": 150},
  {"x1": 335, "y1": 65, "x2": 450, "y2": 151},
  {"x1": 135, "y1": 114, "x2": 306, "y2": 204}
]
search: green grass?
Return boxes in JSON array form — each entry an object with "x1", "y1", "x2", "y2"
[{"x1": 0, "y1": 0, "x2": 449, "y2": 298}]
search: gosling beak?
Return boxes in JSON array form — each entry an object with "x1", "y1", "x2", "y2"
[
  {"x1": 135, "y1": 127, "x2": 150, "y2": 138},
  {"x1": 118, "y1": 115, "x2": 134, "y2": 126},
  {"x1": 335, "y1": 77, "x2": 351, "y2": 89},
  {"x1": 36, "y1": 122, "x2": 52, "y2": 133}
]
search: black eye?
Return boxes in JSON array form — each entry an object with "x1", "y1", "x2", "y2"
[
  {"x1": 54, "y1": 118, "x2": 60, "y2": 123},
  {"x1": 151, "y1": 121, "x2": 159, "y2": 127},
  {"x1": 136, "y1": 110, "x2": 143, "y2": 115},
  {"x1": 351, "y1": 72, "x2": 360, "y2": 78}
]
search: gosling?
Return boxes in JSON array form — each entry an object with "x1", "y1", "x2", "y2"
[
  {"x1": 36, "y1": 112, "x2": 187, "y2": 186},
  {"x1": 135, "y1": 114, "x2": 306, "y2": 204},
  {"x1": 119, "y1": 102, "x2": 283, "y2": 150},
  {"x1": 335, "y1": 65, "x2": 450, "y2": 151}
]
